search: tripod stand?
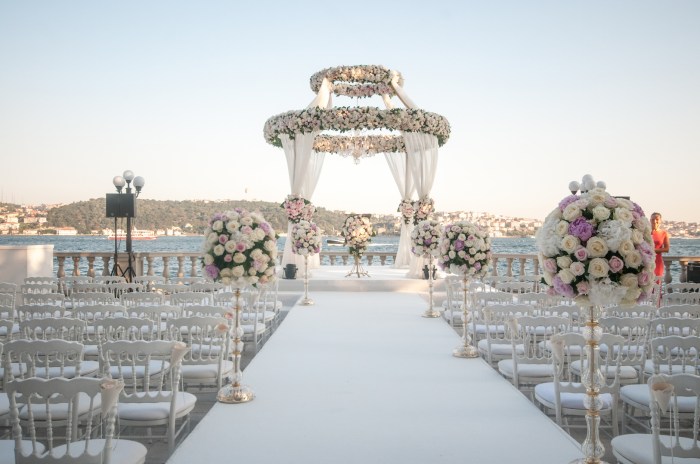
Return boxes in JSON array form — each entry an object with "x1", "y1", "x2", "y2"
[
  {"x1": 110, "y1": 217, "x2": 125, "y2": 277},
  {"x1": 110, "y1": 216, "x2": 135, "y2": 282}
]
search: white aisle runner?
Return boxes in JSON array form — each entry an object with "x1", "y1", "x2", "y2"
[{"x1": 168, "y1": 292, "x2": 582, "y2": 464}]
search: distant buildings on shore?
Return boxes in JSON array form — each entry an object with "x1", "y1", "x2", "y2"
[{"x1": 2, "y1": 202, "x2": 699, "y2": 238}]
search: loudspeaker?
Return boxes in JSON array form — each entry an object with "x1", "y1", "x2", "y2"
[
  {"x1": 106, "y1": 193, "x2": 136, "y2": 218},
  {"x1": 688, "y1": 262, "x2": 700, "y2": 284}
]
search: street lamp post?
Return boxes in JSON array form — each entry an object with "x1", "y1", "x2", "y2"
[{"x1": 109, "y1": 170, "x2": 145, "y2": 282}]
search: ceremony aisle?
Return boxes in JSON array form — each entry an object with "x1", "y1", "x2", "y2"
[{"x1": 168, "y1": 291, "x2": 582, "y2": 463}]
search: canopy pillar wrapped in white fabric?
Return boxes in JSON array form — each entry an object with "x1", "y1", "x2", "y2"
[
  {"x1": 384, "y1": 151, "x2": 415, "y2": 268},
  {"x1": 404, "y1": 133, "x2": 439, "y2": 278}
]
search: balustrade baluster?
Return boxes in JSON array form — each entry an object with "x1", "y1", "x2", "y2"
[
  {"x1": 146, "y1": 256, "x2": 155, "y2": 276},
  {"x1": 190, "y1": 256, "x2": 199, "y2": 277},
  {"x1": 71, "y1": 256, "x2": 81, "y2": 276},
  {"x1": 162, "y1": 256, "x2": 171, "y2": 280},
  {"x1": 86, "y1": 257, "x2": 95, "y2": 278},
  {"x1": 57, "y1": 257, "x2": 66, "y2": 278},
  {"x1": 101, "y1": 257, "x2": 110, "y2": 276},
  {"x1": 177, "y1": 256, "x2": 185, "y2": 278}
]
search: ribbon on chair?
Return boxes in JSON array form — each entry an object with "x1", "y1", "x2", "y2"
[{"x1": 651, "y1": 380, "x2": 675, "y2": 414}]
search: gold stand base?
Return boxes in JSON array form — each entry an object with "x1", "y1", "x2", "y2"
[
  {"x1": 300, "y1": 297, "x2": 315, "y2": 306},
  {"x1": 422, "y1": 309, "x2": 441, "y2": 318},
  {"x1": 453, "y1": 345, "x2": 479, "y2": 358},
  {"x1": 217, "y1": 383, "x2": 255, "y2": 404}
]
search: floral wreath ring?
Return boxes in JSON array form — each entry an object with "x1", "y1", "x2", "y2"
[
  {"x1": 263, "y1": 106, "x2": 451, "y2": 154},
  {"x1": 310, "y1": 65, "x2": 405, "y2": 99}
]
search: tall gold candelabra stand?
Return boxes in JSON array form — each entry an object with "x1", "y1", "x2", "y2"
[
  {"x1": 453, "y1": 273, "x2": 478, "y2": 358},
  {"x1": 346, "y1": 251, "x2": 370, "y2": 278},
  {"x1": 422, "y1": 254, "x2": 440, "y2": 318},
  {"x1": 300, "y1": 254, "x2": 314, "y2": 305},
  {"x1": 574, "y1": 304, "x2": 607, "y2": 463},
  {"x1": 217, "y1": 287, "x2": 255, "y2": 403}
]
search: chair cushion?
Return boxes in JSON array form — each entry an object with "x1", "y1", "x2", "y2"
[
  {"x1": 498, "y1": 359, "x2": 553, "y2": 381},
  {"x1": 51, "y1": 438, "x2": 148, "y2": 464},
  {"x1": 621, "y1": 384, "x2": 698, "y2": 413},
  {"x1": 570, "y1": 360, "x2": 639, "y2": 381},
  {"x1": 181, "y1": 360, "x2": 234, "y2": 380},
  {"x1": 534, "y1": 382, "x2": 613, "y2": 410},
  {"x1": 611, "y1": 433, "x2": 700, "y2": 464},
  {"x1": 118, "y1": 392, "x2": 197, "y2": 422}
]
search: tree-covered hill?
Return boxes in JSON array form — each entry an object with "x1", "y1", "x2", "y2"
[{"x1": 45, "y1": 198, "x2": 394, "y2": 235}]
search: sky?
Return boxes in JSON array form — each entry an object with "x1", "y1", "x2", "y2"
[{"x1": 1, "y1": 1, "x2": 698, "y2": 222}]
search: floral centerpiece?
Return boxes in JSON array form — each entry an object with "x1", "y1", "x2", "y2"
[
  {"x1": 536, "y1": 186, "x2": 655, "y2": 305},
  {"x1": 341, "y1": 215, "x2": 376, "y2": 257},
  {"x1": 413, "y1": 197, "x2": 435, "y2": 225},
  {"x1": 291, "y1": 221, "x2": 322, "y2": 256},
  {"x1": 438, "y1": 221, "x2": 492, "y2": 277},
  {"x1": 411, "y1": 220, "x2": 443, "y2": 257},
  {"x1": 398, "y1": 199, "x2": 415, "y2": 225},
  {"x1": 281, "y1": 194, "x2": 315, "y2": 223},
  {"x1": 201, "y1": 208, "x2": 278, "y2": 287}
]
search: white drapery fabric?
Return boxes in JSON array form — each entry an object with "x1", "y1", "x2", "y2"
[
  {"x1": 404, "y1": 132, "x2": 439, "y2": 277},
  {"x1": 384, "y1": 152, "x2": 415, "y2": 268},
  {"x1": 279, "y1": 78, "x2": 333, "y2": 271}
]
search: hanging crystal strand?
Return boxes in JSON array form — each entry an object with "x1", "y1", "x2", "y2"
[
  {"x1": 576, "y1": 305, "x2": 607, "y2": 463},
  {"x1": 217, "y1": 287, "x2": 255, "y2": 403},
  {"x1": 453, "y1": 274, "x2": 478, "y2": 358}
]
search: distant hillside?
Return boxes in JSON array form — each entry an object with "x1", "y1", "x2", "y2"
[{"x1": 45, "y1": 198, "x2": 392, "y2": 235}]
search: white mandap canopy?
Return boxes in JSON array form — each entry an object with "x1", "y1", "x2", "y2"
[{"x1": 263, "y1": 65, "x2": 451, "y2": 277}]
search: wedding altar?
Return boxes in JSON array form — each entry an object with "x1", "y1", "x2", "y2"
[{"x1": 168, "y1": 290, "x2": 582, "y2": 463}]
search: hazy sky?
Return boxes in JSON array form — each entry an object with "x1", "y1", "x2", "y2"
[{"x1": 1, "y1": 1, "x2": 698, "y2": 222}]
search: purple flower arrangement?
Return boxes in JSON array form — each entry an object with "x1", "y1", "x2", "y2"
[
  {"x1": 410, "y1": 219, "x2": 442, "y2": 257},
  {"x1": 437, "y1": 221, "x2": 492, "y2": 278},
  {"x1": 536, "y1": 186, "x2": 655, "y2": 305},
  {"x1": 201, "y1": 208, "x2": 278, "y2": 287}
]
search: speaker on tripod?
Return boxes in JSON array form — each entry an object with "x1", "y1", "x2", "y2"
[{"x1": 106, "y1": 193, "x2": 136, "y2": 218}]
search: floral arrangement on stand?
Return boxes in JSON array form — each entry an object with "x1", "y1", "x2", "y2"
[
  {"x1": 201, "y1": 208, "x2": 278, "y2": 287},
  {"x1": 411, "y1": 219, "x2": 443, "y2": 257},
  {"x1": 341, "y1": 215, "x2": 376, "y2": 257},
  {"x1": 413, "y1": 197, "x2": 435, "y2": 225},
  {"x1": 290, "y1": 221, "x2": 322, "y2": 256},
  {"x1": 536, "y1": 186, "x2": 655, "y2": 305},
  {"x1": 398, "y1": 199, "x2": 416, "y2": 225},
  {"x1": 281, "y1": 194, "x2": 315, "y2": 223},
  {"x1": 438, "y1": 221, "x2": 492, "y2": 277}
]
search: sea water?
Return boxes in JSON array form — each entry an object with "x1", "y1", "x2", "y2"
[{"x1": 1, "y1": 235, "x2": 698, "y2": 281}]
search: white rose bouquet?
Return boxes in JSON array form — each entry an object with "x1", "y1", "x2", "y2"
[
  {"x1": 438, "y1": 221, "x2": 492, "y2": 277},
  {"x1": 411, "y1": 220, "x2": 442, "y2": 257},
  {"x1": 291, "y1": 221, "x2": 322, "y2": 256},
  {"x1": 413, "y1": 197, "x2": 435, "y2": 225},
  {"x1": 201, "y1": 208, "x2": 278, "y2": 287},
  {"x1": 536, "y1": 186, "x2": 655, "y2": 305},
  {"x1": 341, "y1": 214, "x2": 376, "y2": 257}
]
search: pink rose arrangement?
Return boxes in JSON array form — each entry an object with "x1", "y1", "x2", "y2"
[
  {"x1": 201, "y1": 208, "x2": 278, "y2": 287},
  {"x1": 290, "y1": 220, "x2": 322, "y2": 256},
  {"x1": 397, "y1": 199, "x2": 415, "y2": 225},
  {"x1": 437, "y1": 221, "x2": 492, "y2": 277},
  {"x1": 281, "y1": 194, "x2": 315, "y2": 223},
  {"x1": 413, "y1": 197, "x2": 435, "y2": 225},
  {"x1": 536, "y1": 186, "x2": 655, "y2": 305}
]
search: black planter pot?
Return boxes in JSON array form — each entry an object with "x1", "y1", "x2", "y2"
[{"x1": 283, "y1": 264, "x2": 298, "y2": 279}]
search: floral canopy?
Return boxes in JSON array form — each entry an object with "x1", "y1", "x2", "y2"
[{"x1": 264, "y1": 65, "x2": 451, "y2": 274}]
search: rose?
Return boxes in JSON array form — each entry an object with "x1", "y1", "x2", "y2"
[
  {"x1": 588, "y1": 258, "x2": 610, "y2": 279},
  {"x1": 592, "y1": 205, "x2": 611, "y2": 221},
  {"x1": 555, "y1": 220, "x2": 570, "y2": 236},
  {"x1": 586, "y1": 236, "x2": 609, "y2": 258},
  {"x1": 620, "y1": 273, "x2": 639, "y2": 289},
  {"x1": 624, "y1": 250, "x2": 643, "y2": 268},
  {"x1": 556, "y1": 256, "x2": 573, "y2": 269},
  {"x1": 573, "y1": 246, "x2": 588, "y2": 261},
  {"x1": 608, "y1": 255, "x2": 625, "y2": 273},
  {"x1": 561, "y1": 235, "x2": 580, "y2": 253},
  {"x1": 558, "y1": 269, "x2": 575, "y2": 284},
  {"x1": 638, "y1": 270, "x2": 653, "y2": 287},
  {"x1": 543, "y1": 258, "x2": 558, "y2": 274},
  {"x1": 562, "y1": 203, "x2": 582, "y2": 221},
  {"x1": 570, "y1": 261, "x2": 586, "y2": 276}
]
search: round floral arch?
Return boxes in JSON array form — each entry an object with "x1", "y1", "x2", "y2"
[{"x1": 264, "y1": 65, "x2": 451, "y2": 276}]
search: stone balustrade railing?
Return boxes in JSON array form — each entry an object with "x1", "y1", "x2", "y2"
[{"x1": 53, "y1": 251, "x2": 700, "y2": 283}]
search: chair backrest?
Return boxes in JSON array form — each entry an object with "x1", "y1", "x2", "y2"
[
  {"x1": 662, "y1": 292, "x2": 700, "y2": 306},
  {"x1": 96, "y1": 316, "x2": 157, "y2": 343},
  {"x1": 23, "y1": 277, "x2": 59, "y2": 285},
  {"x1": 657, "y1": 304, "x2": 700, "y2": 318},
  {"x1": 132, "y1": 275, "x2": 166, "y2": 291},
  {"x1": 71, "y1": 304, "x2": 126, "y2": 322},
  {"x1": 153, "y1": 283, "x2": 192, "y2": 295},
  {"x1": 651, "y1": 336, "x2": 700, "y2": 376},
  {"x1": 651, "y1": 317, "x2": 700, "y2": 337},
  {"x1": 511, "y1": 315, "x2": 570, "y2": 363},
  {"x1": 21, "y1": 293, "x2": 66, "y2": 307},
  {"x1": 93, "y1": 276, "x2": 126, "y2": 284},
  {"x1": 20, "y1": 283, "x2": 58, "y2": 294},
  {"x1": 666, "y1": 283, "x2": 700, "y2": 294},
  {"x1": 0, "y1": 292, "x2": 15, "y2": 319},
  {"x1": 647, "y1": 373, "x2": 700, "y2": 464},
  {"x1": 604, "y1": 304, "x2": 656, "y2": 319},
  {"x1": 120, "y1": 291, "x2": 165, "y2": 307},
  {"x1": 189, "y1": 282, "x2": 225, "y2": 293},
  {"x1": 167, "y1": 315, "x2": 229, "y2": 367},
  {"x1": 170, "y1": 292, "x2": 212, "y2": 307},
  {"x1": 170, "y1": 277, "x2": 205, "y2": 286},
  {"x1": 107, "y1": 282, "x2": 143, "y2": 299},
  {"x1": 16, "y1": 304, "x2": 65, "y2": 321},
  {"x1": 2, "y1": 339, "x2": 85, "y2": 381},
  {"x1": 73, "y1": 282, "x2": 111, "y2": 293},
  {"x1": 182, "y1": 304, "x2": 229, "y2": 317},
  {"x1": 100, "y1": 340, "x2": 188, "y2": 396},
  {"x1": 0, "y1": 319, "x2": 15, "y2": 343},
  {"x1": 20, "y1": 317, "x2": 88, "y2": 341},
  {"x1": 471, "y1": 291, "x2": 514, "y2": 309},
  {"x1": 0, "y1": 282, "x2": 18, "y2": 294},
  {"x1": 59, "y1": 276, "x2": 93, "y2": 296},
  {"x1": 7, "y1": 376, "x2": 124, "y2": 464},
  {"x1": 71, "y1": 292, "x2": 119, "y2": 307},
  {"x1": 495, "y1": 281, "x2": 535, "y2": 294}
]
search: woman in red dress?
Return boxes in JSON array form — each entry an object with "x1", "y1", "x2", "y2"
[{"x1": 651, "y1": 212, "x2": 670, "y2": 278}]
